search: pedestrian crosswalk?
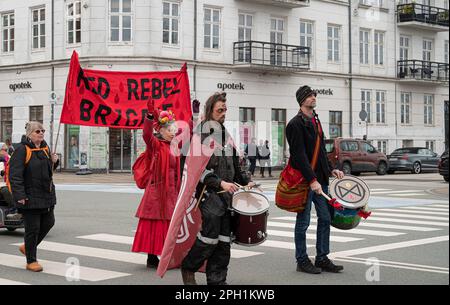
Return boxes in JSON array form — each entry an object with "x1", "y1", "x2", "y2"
[{"x1": 0, "y1": 203, "x2": 448, "y2": 284}]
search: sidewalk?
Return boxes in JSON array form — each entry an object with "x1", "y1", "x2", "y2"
[{"x1": 53, "y1": 170, "x2": 282, "y2": 184}]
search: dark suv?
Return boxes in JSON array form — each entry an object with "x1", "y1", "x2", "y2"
[
  {"x1": 438, "y1": 149, "x2": 449, "y2": 182},
  {"x1": 325, "y1": 138, "x2": 389, "y2": 175}
]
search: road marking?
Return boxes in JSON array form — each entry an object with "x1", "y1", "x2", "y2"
[
  {"x1": 377, "y1": 208, "x2": 449, "y2": 216},
  {"x1": 267, "y1": 221, "x2": 404, "y2": 237},
  {"x1": 0, "y1": 278, "x2": 29, "y2": 285},
  {"x1": 267, "y1": 229, "x2": 363, "y2": 242},
  {"x1": 429, "y1": 205, "x2": 449, "y2": 209},
  {"x1": 398, "y1": 206, "x2": 450, "y2": 212},
  {"x1": 336, "y1": 256, "x2": 449, "y2": 271},
  {"x1": 329, "y1": 235, "x2": 449, "y2": 258},
  {"x1": 77, "y1": 234, "x2": 263, "y2": 259},
  {"x1": 370, "y1": 212, "x2": 448, "y2": 221},
  {"x1": 366, "y1": 217, "x2": 449, "y2": 227},
  {"x1": 272, "y1": 216, "x2": 440, "y2": 232},
  {"x1": 390, "y1": 193, "x2": 427, "y2": 197},
  {"x1": 332, "y1": 257, "x2": 449, "y2": 275},
  {"x1": 371, "y1": 190, "x2": 423, "y2": 194},
  {"x1": 370, "y1": 189, "x2": 392, "y2": 191},
  {"x1": 0, "y1": 253, "x2": 130, "y2": 282},
  {"x1": 258, "y1": 240, "x2": 311, "y2": 250}
]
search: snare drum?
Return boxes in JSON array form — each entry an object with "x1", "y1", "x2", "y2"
[
  {"x1": 329, "y1": 176, "x2": 371, "y2": 230},
  {"x1": 230, "y1": 190, "x2": 270, "y2": 246}
]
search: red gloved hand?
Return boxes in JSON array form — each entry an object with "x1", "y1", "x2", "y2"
[{"x1": 147, "y1": 98, "x2": 155, "y2": 112}]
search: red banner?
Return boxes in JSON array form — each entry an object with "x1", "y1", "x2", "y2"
[{"x1": 61, "y1": 51, "x2": 192, "y2": 129}]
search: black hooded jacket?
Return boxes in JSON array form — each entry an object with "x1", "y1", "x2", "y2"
[{"x1": 9, "y1": 136, "x2": 59, "y2": 210}]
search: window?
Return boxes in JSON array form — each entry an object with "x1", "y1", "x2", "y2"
[
  {"x1": 163, "y1": 2, "x2": 180, "y2": 45},
  {"x1": 204, "y1": 7, "x2": 220, "y2": 49},
  {"x1": 270, "y1": 18, "x2": 284, "y2": 66},
  {"x1": 399, "y1": 36, "x2": 410, "y2": 61},
  {"x1": 402, "y1": 140, "x2": 414, "y2": 148},
  {"x1": 361, "y1": 90, "x2": 371, "y2": 123},
  {"x1": 425, "y1": 141, "x2": 435, "y2": 152},
  {"x1": 329, "y1": 111, "x2": 342, "y2": 139},
  {"x1": 445, "y1": 40, "x2": 449, "y2": 64},
  {"x1": 423, "y1": 39, "x2": 433, "y2": 62},
  {"x1": 401, "y1": 92, "x2": 411, "y2": 124},
  {"x1": 359, "y1": 0, "x2": 383, "y2": 6},
  {"x1": 67, "y1": 1, "x2": 81, "y2": 44},
  {"x1": 271, "y1": 109, "x2": 287, "y2": 166},
  {"x1": 424, "y1": 94, "x2": 434, "y2": 125},
  {"x1": 327, "y1": 25, "x2": 340, "y2": 62},
  {"x1": 341, "y1": 141, "x2": 359, "y2": 152},
  {"x1": 360, "y1": 29, "x2": 370, "y2": 65},
  {"x1": 300, "y1": 20, "x2": 314, "y2": 61},
  {"x1": 239, "y1": 107, "x2": 255, "y2": 150},
  {"x1": 109, "y1": 0, "x2": 132, "y2": 42},
  {"x1": 1, "y1": 12, "x2": 14, "y2": 53},
  {"x1": 0, "y1": 107, "x2": 12, "y2": 141},
  {"x1": 374, "y1": 31, "x2": 384, "y2": 65},
  {"x1": 29, "y1": 106, "x2": 43, "y2": 124},
  {"x1": 238, "y1": 13, "x2": 252, "y2": 63},
  {"x1": 31, "y1": 7, "x2": 45, "y2": 49},
  {"x1": 363, "y1": 142, "x2": 377, "y2": 153},
  {"x1": 376, "y1": 140, "x2": 388, "y2": 154},
  {"x1": 376, "y1": 91, "x2": 386, "y2": 124}
]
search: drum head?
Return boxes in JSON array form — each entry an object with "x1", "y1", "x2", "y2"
[
  {"x1": 329, "y1": 175, "x2": 370, "y2": 209},
  {"x1": 232, "y1": 191, "x2": 270, "y2": 215}
]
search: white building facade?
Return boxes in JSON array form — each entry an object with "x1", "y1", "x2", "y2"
[{"x1": 0, "y1": 0, "x2": 448, "y2": 171}]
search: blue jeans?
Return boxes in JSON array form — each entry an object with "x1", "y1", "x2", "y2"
[{"x1": 295, "y1": 184, "x2": 331, "y2": 263}]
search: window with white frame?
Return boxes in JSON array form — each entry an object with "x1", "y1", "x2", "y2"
[
  {"x1": 425, "y1": 140, "x2": 435, "y2": 152},
  {"x1": 67, "y1": 1, "x2": 81, "y2": 45},
  {"x1": 1, "y1": 12, "x2": 14, "y2": 53},
  {"x1": 445, "y1": 0, "x2": 449, "y2": 9},
  {"x1": 359, "y1": 0, "x2": 383, "y2": 7},
  {"x1": 163, "y1": 1, "x2": 180, "y2": 45},
  {"x1": 361, "y1": 90, "x2": 371, "y2": 123},
  {"x1": 300, "y1": 20, "x2": 314, "y2": 61},
  {"x1": 204, "y1": 7, "x2": 220, "y2": 49},
  {"x1": 31, "y1": 7, "x2": 45, "y2": 49},
  {"x1": 424, "y1": 94, "x2": 434, "y2": 125},
  {"x1": 376, "y1": 91, "x2": 386, "y2": 124},
  {"x1": 360, "y1": 29, "x2": 370, "y2": 65},
  {"x1": 109, "y1": 0, "x2": 132, "y2": 42},
  {"x1": 445, "y1": 40, "x2": 449, "y2": 64},
  {"x1": 374, "y1": 31, "x2": 384, "y2": 65},
  {"x1": 376, "y1": 140, "x2": 388, "y2": 154},
  {"x1": 423, "y1": 39, "x2": 433, "y2": 61},
  {"x1": 401, "y1": 92, "x2": 411, "y2": 124},
  {"x1": 327, "y1": 25, "x2": 340, "y2": 62},
  {"x1": 238, "y1": 13, "x2": 253, "y2": 63},
  {"x1": 399, "y1": 36, "x2": 410, "y2": 61}
]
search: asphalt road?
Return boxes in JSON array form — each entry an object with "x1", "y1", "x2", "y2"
[{"x1": 0, "y1": 173, "x2": 448, "y2": 285}]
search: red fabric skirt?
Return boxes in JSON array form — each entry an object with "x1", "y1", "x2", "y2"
[{"x1": 132, "y1": 219, "x2": 170, "y2": 255}]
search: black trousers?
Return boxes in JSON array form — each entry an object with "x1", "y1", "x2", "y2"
[
  {"x1": 22, "y1": 208, "x2": 55, "y2": 264},
  {"x1": 182, "y1": 193, "x2": 231, "y2": 285},
  {"x1": 260, "y1": 159, "x2": 272, "y2": 176},
  {"x1": 248, "y1": 158, "x2": 257, "y2": 175},
  {"x1": 0, "y1": 186, "x2": 14, "y2": 210}
]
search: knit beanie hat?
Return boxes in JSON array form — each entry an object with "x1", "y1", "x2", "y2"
[{"x1": 296, "y1": 85, "x2": 317, "y2": 106}]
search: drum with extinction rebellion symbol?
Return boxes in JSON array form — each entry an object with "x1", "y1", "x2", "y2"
[{"x1": 328, "y1": 175, "x2": 371, "y2": 230}]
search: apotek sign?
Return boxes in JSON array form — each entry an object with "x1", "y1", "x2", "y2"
[{"x1": 9, "y1": 81, "x2": 32, "y2": 92}]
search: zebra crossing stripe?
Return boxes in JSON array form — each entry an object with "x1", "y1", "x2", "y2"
[
  {"x1": 366, "y1": 217, "x2": 449, "y2": 227},
  {"x1": 258, "y1": 240, "x2": 311, "y2": 250},
  {"x1": 0, "y1": 253, "x2": 130, "y2": 282},
  {"x1": 377, "y1": 208, "x2": 449, "y2": 216},
  {"x1": 371, "y1": 190, "x2": 424, "y2": 194},
  {"x1": 77, "y1": 234, "x2": 264, "y2": 259},
  {"x1": 0, "y1": 278, "x2": 29, "y2": 285},
  {"x1": 370, "y1": 212, "x2": 448, "y2": 221},
  {"x1": 267, "y1": 229, "x2": 363, "y2": 242},
  {"x1": 399, "y1": 206, "x2": 450, "y2": 212},
  {"x1": 430, "y1": 205, "x2": 449, "y2": 208},
  {"x1": 390, "y1": 193, "x2": 427, "y2": 197},
  {"x1": 267, "y1": 221, "x2": 405, "y2": 237},
  {"x1": 272, "y1": 216, "x2": 440, "y2": 232}
]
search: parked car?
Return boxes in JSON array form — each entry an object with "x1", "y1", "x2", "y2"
[
  {"x1": 325, "y1": 138, "x2": 389, "y2": 175},
  {"x1": 387, "y1": 147, "x2": 440, "y2": 174},
  {"x1": 438, "y1": 149, "x2": 449, "y2": 182}
]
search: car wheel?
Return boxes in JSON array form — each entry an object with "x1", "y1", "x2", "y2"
[
  {"x1": 412, "y1": 162, "x2": 422, "y2": 174},
  {"x1": 376, "y1": 162, "x2": 388, "y2": 175},
  {"x1": 387, "y1": 170, "x2": 395, "y2": 174},
  {"x1": 6, "y1": 228, "x2": 16, "y2": 232},
  {"x1": 342, "y1": 162, "x2": 352, "y2": 175},
  {"x1": 444, "y1": 176, "x2": 449, "y2": 182}
]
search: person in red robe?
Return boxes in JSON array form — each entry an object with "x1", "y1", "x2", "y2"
[{"x1": 132, "y1": 99, "x2": 181, "y2": 268}]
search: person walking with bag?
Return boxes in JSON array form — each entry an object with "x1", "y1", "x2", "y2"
[
  {"x1": 258, "y1": 140, "x2": 272, "y2": 178},
  {"x1": 8, "y1": 122, "x2": 59, "y2": 272},
  {"x1": 132, "y1": 99, "x2": 181, "y2": 269},
  {"x1": 286, "y1": 86, "x2": 345, "y2": 274}
]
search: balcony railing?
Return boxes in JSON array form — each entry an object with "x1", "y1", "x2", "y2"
[
  {"x1": 398, "y1": 60, "x2": 449, "y2": 83},
  {"x1": 397, "y1": 3, "x2": 449, "y2": 27},
  {"x1": 235, "y1": 0, "x2": 310, "y2": 8},
  {"x1": 233, "y1": 41, "x2": 310, "y2": 70}
]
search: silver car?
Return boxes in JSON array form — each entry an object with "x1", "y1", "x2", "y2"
[{"x1": 387, "y1": 147, "x2": 440, "y2": 174}]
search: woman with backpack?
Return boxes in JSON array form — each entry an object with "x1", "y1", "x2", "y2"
[
  {"x1": 8, "y1": 122, "x2": 59, "y2": 272},
  {"x1": 132, "y1": 99, "x2": 181, "y2": 268}
]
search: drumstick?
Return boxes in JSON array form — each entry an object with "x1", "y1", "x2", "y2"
[{"x1": 194, "y1": 185, "x2": 207, "y2": 211}]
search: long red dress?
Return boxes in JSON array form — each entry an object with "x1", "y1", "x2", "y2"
[{"x1": 132, "y1": 116, "x2": 181, "y2": 255}]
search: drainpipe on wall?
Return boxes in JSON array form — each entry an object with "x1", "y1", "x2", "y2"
[
  {"x1": 50, "y1": 0, "x2": 55, "y2": 151},
  {"x1": 348, "y1": 0, "x2": 353, "y2": 138},
  {"x1": 193, "y1": 0, "x2": 198, "y2": 96}
]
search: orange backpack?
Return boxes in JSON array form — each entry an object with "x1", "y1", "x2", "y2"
[{"x1": 5, "y1": 146, "x2": 50, "y2": 193}]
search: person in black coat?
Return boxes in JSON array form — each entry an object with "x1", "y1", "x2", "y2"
[
  {"x1": 286, "y1": 86, "x2": 345, "y2": 275},
  {"x1": 9, "y1": 122, "x2": 59, "y2": 272}
]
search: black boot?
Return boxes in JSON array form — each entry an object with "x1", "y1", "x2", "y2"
[
  {"x1": 181, "y1": 268, "x2": 197, "y2": 285},
  {"x1": 297, "y1": 258, "x2": 322, "y2": 274},
  {"x1": 146, "y1": 254, "x2": 159, "y2": 268},
  {"x1": 315, "y1": 258, "x2": 344, "y2": 273}
]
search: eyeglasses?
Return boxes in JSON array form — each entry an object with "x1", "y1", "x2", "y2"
[{"x1": 34, "y1": 129, "x2": 46, "y2": 134}]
